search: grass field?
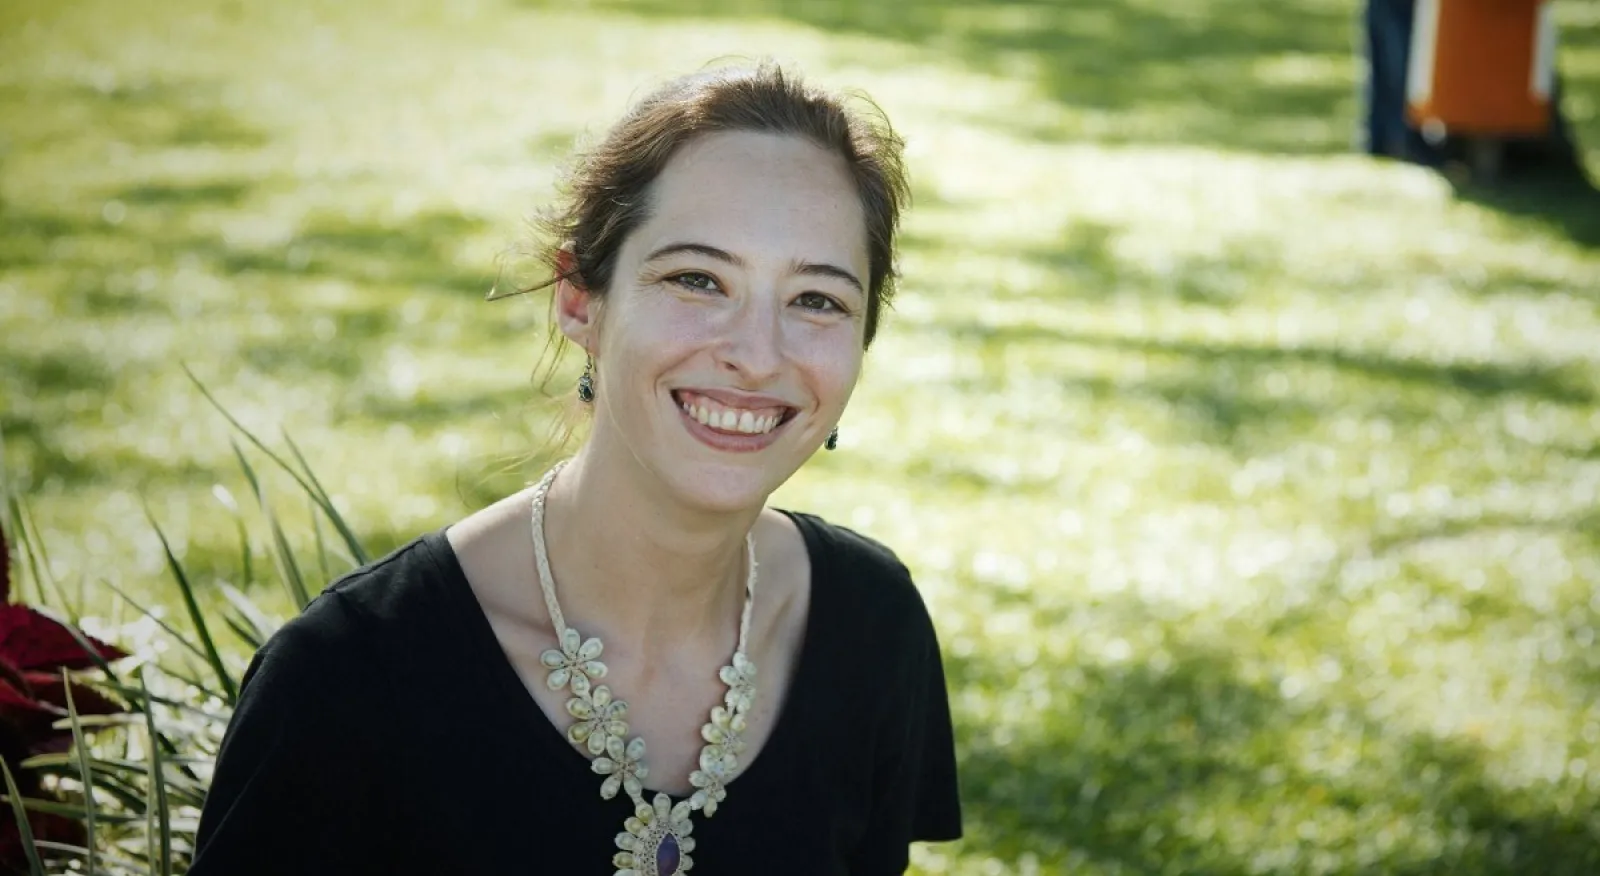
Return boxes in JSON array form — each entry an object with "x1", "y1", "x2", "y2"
[{"x1": 3, "y1": 0, "x2": 1600, "y2": 872}]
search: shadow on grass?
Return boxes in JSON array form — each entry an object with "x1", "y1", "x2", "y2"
[
  {"x1": 927, "y1": 322, "x2": 1596, "y2": 407},
  {"x1": 1453, "y1": 174, "x2": 1600, "y2": 252},
  {"x1": 907, "y1": 219, "x2": 1300, "y2": 309},
  {"x1": 183, "y1": 209, "x2": 496, "y2": 296},
  {"x1": 539, "y1": 0, "x2": 1360, "y2": 154},
  {"x1": 559, "y1": 0, "x2": 1600, "y2": 248},
  {"x1": 950, "y1": 634, "x2": 1600, "y2": 874},
  {"x1": 0, "y1": 80, "x2": 270, "y2": 149},
  {"x1": 115, "y1": 180, "x2": 255, "y2": 208}
]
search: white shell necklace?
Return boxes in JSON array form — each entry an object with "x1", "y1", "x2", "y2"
[{"x1": 529, "y1": 461, "x2": 758, "y2": 876}]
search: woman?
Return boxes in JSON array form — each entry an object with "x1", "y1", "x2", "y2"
[{"x1": 190, "y1": 63, "x2": 962, "y2": 875}]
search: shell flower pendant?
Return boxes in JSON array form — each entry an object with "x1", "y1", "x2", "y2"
[
  {"x1": 540, "y1": 627, "x2": 607, "y2": 691},
  {"x1": 614, "y1": 793, "x2": 696, "y2": 876}
]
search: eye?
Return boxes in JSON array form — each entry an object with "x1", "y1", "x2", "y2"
[
  {"x1": 667, "y1": 271, "x2": 721, "y2": 293},
  {"x1": 794, "y1": 291, "x2": 846, "y2": 313}
]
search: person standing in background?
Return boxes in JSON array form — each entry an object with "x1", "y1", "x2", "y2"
[{"x1": 1361, "y1": 0, "x2": 1587, "y2": 183}]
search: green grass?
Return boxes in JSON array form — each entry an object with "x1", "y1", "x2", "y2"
[{"x1": 3, "y1": 0, "x2": 1600, "y2": 872}]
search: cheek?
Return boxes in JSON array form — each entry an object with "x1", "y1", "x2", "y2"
[
  {"x1": 795, "y1": 330, "x2": 863, "y2": 404},
  {"x1": 605, "y1": 297, "x2": 716, "y2": 367}
]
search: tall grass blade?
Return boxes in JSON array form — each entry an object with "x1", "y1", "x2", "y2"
[
  {"x1": 0, "y1": 758, "x2": 47, "y2": 876},
  {"x1": 87, "y1": 680, "x2": 231, "y2": 722},
  {"x1": 18, "y1": 500, "x2": 74, "y2": 617},
  {"x1": 139, "y1": 669, "x2": 173, "y2": 876},
  {"x1": 64, "y1": 671, "x2": 98, "y2": 876},
  {"x1": 5, "y1": 497, "x2": 46, "y2": 607},
  {"x1": 310, "y1": 494, "x2": 332, "y2": 583},
  {"x1": 156, "y1": 664, "x2": 229, "y2": 707},
  {"x1": 282, "y1": 430, "x2": 368, "y2": 564},
  {"x1": 266, "y1": 512, "x2": 309, "y2": 612},
  {"x1": 219, "y1": 584, "x2": 278, "y2": 643},
  {"x1": 212, "y1": 484, "x2": 253, "y2": 590},
  {"x1": 28, "y1": 603, "x2": 122, "y2": 681},
  {"x1": 141, "y1": 503, "x2": 238, "y2": 703},
  {"x1": 30, "y1": 840, "x2": 152, "y2": 876},
  {"x1": 222, "y1": 614, "x2": 263, "y2": 651},
  {"x1": 229, "y1": 441, "x2": 310, "y2": 611},
  {"x1": 185, "y1": 366, "x2": 369, "y2": 563},
  {"x1": 227, "y1": 438, "x2": 263, "y2": 509},
  {"x1": 97, "y1": 579, "x2": 208, "y2": 674},
  {"x1": 0, "y1": 795, "x2": 140, "y2": 825}
]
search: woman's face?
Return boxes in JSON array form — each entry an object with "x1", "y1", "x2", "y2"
[{"x1": 560, "y1": 130, "x2": 870, "y2": 513}]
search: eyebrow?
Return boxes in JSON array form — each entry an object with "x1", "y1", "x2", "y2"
[{"x1": 643, "y1": 241, "x2": 865, "y2": 295}]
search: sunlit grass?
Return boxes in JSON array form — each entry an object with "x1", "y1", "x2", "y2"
[{"x1": 3, "y1": 0, "x2": 1599, "y2": 872}]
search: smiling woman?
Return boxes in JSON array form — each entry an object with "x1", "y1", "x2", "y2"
[{"x1": 187, "y1": 63, "x2": 961, "y2": 876}]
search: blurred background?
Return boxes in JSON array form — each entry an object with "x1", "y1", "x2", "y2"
[{"x1": 2, "y1": 0, "x2": 1599, "y2": 873}]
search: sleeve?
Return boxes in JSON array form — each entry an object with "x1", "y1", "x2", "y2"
[
  {"x1": 849, "y1": 613, "x2": 964, "y2": 874},
  {"x1": 188, "y1": 593, "x2": 396, "y2": 875}
]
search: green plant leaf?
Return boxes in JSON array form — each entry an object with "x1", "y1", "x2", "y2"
[
  {"x1": 229, "y1": 440, "x2": 310, "y2": 611},
  {"x1": 186, "y1": 365, "x2": 369, "y2": 564},
  {"x1": 64, "y1": 669, "x2": 97, "y2": 876},
  {"x1": 40, "y1": 838, "x2": 154, "y2": 876},
  {"x1": 141, "y1": 502, "x2": 239, "y2": 703},
  {"x1": 96, "y1": 579, "x2": 209, "y2": 668},
  {"x1": 311, "y1": 493, "x2": 332, "y2": 584},
  {"x1": 0, "y1": 795, "x2": 147, "y2": 826},
  {"x1": 213, "y1": 483, "x2": 254, "y2": 591},
  {"x1": 84, "y1": 681, "x2": 231, "y2": 723},
  {"x1": 58, "y1": 767, "x2": 148, "y2": 816},
  {"x1": 10, "y1": 498, "x2": 74, "y2": 618},
  {"x1": 221, "y1": 613, "x2": 263, "y2": 651},
  {"x1": 26, "y1": 603, "x2": 123, "y2": 681},
  {"x1": 0, "y1": 757, "x2": 47, "y2": 876},
  {"x1": 219, "y1": 584, "x2": 278, "y2": 641},
  {"x1": 282, "y1": 429, "x2": 368, "y2": 565},
  {"x1": 156, "y1": 663, "x2": 230, "y2": 708},
  {"x1": 139, "y1": 668, "x2": 173, "y2": 876},
  {"x1": 265, "y1": 510, "x2": 310, "y2": 612}
]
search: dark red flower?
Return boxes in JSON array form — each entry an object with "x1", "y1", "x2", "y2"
[
  {"x1": 0, "y1": 520, "x2": 131, "y2": 873},
  {"x1": 0, "y1": 605, "x2": 127, "y2": 671}
]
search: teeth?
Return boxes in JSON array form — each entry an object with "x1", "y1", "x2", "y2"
[{"x1": 678, "y1": 396, "x2": 784, "y2": 435}]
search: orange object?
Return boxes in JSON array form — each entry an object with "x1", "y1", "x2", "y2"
[{"x1": 1406, "y1": 0, "x2": 1557, "y2": 137}]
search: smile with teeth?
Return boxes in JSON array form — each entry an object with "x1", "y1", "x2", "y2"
[{"x1": 675, "y1": 391, "x2": 789, "y2": 436}]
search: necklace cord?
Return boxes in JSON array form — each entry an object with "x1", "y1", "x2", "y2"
[{"x1": 532, "y1": 461, "x2": 757, "y2": 656}]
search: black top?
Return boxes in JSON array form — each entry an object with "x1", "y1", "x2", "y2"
[{"x1": 190, "y1": 511, "x2": 962, "y2": 875}]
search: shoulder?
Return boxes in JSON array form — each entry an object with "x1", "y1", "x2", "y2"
[
  {"x1": 244, "y1": 530, "x2": 458, "y2": 695},
  {"x1": 784, "y1": 511, "x2": 937, "y2": 647}
]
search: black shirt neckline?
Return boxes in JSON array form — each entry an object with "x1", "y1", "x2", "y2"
[{"x1": 418, "y1": 509, "x2": 826, "y2": 799}]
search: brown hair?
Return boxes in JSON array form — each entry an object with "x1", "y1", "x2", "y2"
[{"x1": 509, "y1": 61, "x2": 910, "y2": 349}]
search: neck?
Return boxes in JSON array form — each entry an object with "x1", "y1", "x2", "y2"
[{"x1": 538, "y1": 443, "x2": 759, "y2": 660}]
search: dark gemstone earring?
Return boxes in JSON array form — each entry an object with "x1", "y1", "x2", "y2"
[
  {"x1": 577, "y1": 356, "x2": 595, "y2": 403},
  {"x1": 825, "y1": 427, "x2": 839, "y2": 451}
]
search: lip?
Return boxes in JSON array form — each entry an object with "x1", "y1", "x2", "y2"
[{"x1": 673, "y1": 387, "x2": 795, "y2": 410}]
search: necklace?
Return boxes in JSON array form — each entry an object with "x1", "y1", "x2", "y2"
[{"x1": 529, "y1": 461, "x2": 758, "y2": 876}]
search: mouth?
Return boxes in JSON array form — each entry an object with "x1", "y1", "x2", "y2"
[
  {"x1": 668, "y1": 388, "x2": 800, "y2": 444},
  {"x1": 671, "y1": 389, "x2": 798, "y2": 438}
]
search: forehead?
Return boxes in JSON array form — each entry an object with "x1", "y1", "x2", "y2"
[{"x1": 629, "y1": 130, "x2": 869, "y2": 272}]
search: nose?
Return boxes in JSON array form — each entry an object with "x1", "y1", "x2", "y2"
[{"x1": 715, "y1": 289, "x2": 784, "y2": 385}]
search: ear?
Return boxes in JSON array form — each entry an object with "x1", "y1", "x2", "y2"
[{"x1": 554, "y1": 248, "x2": 600, "y2": 354}]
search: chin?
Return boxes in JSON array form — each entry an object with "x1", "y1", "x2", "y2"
[{"x1": 659, "y1": 458, "x2": 791, "y2": 515}]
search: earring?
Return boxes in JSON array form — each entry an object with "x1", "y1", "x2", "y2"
[
  {"x1": 825, "y1": 427, "x2": 839, "y2": 451},
  {"x1": 577, "y1": 356, "x2": 595, "y2": 403}
]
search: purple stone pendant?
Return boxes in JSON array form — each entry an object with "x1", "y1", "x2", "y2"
[{"x1": 655, "y1": 833, "x2": 681, "y2": 875}]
